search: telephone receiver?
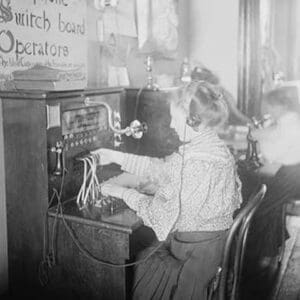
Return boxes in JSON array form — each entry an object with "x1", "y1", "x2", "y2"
[
  {"x1": 50, "y1": 141, "x2": 64, "y2": 176},
  {"x1": 245, "y1": 125, "x2": 262, "y2": 169},
  {"x1": 127, "y1": 120, "x2": 148, "y2": 139}
]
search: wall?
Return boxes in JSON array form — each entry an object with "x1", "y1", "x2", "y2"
[
  {"x1": 188, "y1": 0, "x2": 239, "y2": 98},
  {"x1": 0, "y1": 0, "x2": 237, "y2": 92},
  {"x1": 86, "y1": 0, "x2": 239, "y2": 93},
  {"x1": 87, "y1": 0, "x2": 189, "y2": 88},
  {"x1": 272, "y1": 0, "x2": 299, "y2": 80},
  {"x1": 0, "y1": 100, "x2": 8, "y2": 295}
]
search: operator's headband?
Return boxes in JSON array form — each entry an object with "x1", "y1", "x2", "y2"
[{"x1": 175, "y1": 80, "x2": 224, "y2": 110}]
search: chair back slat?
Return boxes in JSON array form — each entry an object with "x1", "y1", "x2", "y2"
[{"x1": 218, "y1": 184, "x2": 267, "y2": 300}]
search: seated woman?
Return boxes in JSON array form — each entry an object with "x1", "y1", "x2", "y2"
[
  {"x1": 97, "y1": 81, "x2": 242, "y2": 299},
  {"x1": 246, "y1": 85, "x2": 300, "y2": 268}
]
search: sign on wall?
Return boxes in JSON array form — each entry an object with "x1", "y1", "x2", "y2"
[{"x1": 0, "y1": 0, "x2": 87, "y2": 84}]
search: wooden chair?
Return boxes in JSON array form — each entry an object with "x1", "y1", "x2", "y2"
[{"x1": 208, "y1": 184, "x2": 267, "y2": 300}]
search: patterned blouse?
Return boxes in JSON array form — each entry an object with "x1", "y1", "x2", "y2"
[{"x1": 121, "y1": 128, "x2": 242, "y2": 241}]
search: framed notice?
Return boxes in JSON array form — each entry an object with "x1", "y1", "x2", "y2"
[{"x1": 0, "y1": 0, "x2": 87, "y2": 85}]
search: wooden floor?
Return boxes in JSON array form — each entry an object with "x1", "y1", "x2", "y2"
[
  {"x1": 240, "y1": 215, "x2": 300, "y2": 300},
  {"x1": 274, "y1": 216, "x2": 300, "y2": 300}
]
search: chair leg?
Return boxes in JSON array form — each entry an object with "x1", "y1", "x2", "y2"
[{"x1": 278, "y1": 204, "x2": 287, "y2": 263}]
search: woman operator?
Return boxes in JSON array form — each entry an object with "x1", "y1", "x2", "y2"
[
  {"x1": 97, "y1": 81, "x2": 242, "y2": 299},
  {"x1": 246, "y1": 86, "x2": 300, "y2": 268}
]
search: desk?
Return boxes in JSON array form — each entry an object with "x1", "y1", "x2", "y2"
[{"x1": 47, "y1": 200, "x2": 143, "y2": 299}]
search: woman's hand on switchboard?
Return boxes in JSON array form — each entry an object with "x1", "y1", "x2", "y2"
[
  {"x1": 106, "y1": 172, "x2": 140, "y2": 189},
  {"x1": 100, "y1": 182, "x2": 127, "y2": 199},
  {"x1": 92, "y1": 148, "x2": 124, "y2": 166}
]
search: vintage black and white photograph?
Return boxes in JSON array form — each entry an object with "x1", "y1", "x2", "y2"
[{"x1": 1, "y1": 0, "x2": 300, "y2": 299}]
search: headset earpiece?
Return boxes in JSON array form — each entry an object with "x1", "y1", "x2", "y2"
[
  {"x1": 186, "y1": 115, "x2": 201, "y2": 128},
  {"x1": 186, "y1": 117, "x2": 194, "y2": 127}
]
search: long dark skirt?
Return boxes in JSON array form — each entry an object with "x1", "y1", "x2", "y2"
[{"x1": 132, "y1": 230, "x2": 227, "y2": 300}]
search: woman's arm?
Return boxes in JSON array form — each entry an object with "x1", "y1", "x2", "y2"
[
  {"x1": 259, "y1": 164, "x2": 300, "y2": 216},
  {"x1": 121, "y1": 153, "x2": 166, "y2": 177},
  {"x1": 100, "y1": 183, "x2": 148, "y2": 203},
  {"x1": 125, "y1": 159, "x2": 213, "y2": 241},
  {"x1": 92, "y1": 148, "x2": 168, "y2": 178},
  {"x1": 102, "y1": 158, "x2": 240, "y2": 241}
]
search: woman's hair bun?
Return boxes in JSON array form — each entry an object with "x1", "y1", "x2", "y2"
[{"x1": 186, "y1": 81, "x2": 229, "y2": 129}]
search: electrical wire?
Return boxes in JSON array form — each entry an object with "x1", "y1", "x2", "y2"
[
  {"x1": 38, "y1": 166, "x2": 66, "y2": 286},
  {"x1": 167, "y1": 121, "x2": 187, "y2": 235},
  {"x1": 134, "y1": 85, "x2": 147, "y2": 120},
  {"x1": 133, "y1": 85, "x2": 148, "y2": 153},
  {"x1": 38, "y1": 190, "x2": 56, "y2": 286},
  {"x1": 76, "y1": 154, "x2": 102, "y2": 209}
]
